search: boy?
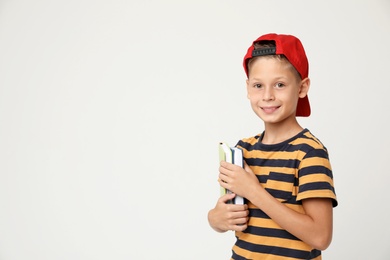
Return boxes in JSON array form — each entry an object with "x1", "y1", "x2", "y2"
[{"x1": 208, "y1": 33, "x2": 338, "y2": 260}]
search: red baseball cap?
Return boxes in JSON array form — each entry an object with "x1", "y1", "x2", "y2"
[{"x1": 243, "y1": 33, "x2": 311, "y2": 117}]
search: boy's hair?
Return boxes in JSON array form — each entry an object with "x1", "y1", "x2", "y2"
[{"x1": 243, "y1": 33, "x2": 311, "y2": 117}]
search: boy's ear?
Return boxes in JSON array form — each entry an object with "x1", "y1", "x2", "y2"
[{"x1": 298, "y1": 78, "x2": 310, "y2": 98}]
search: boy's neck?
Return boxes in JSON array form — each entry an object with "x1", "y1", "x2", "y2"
[{"x1": 261, "y1": 120, "x2": 304, "y2": 145}]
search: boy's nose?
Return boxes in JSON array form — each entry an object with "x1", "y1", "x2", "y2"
[{"x1": 262, "y1": 86, "x2": 275, "y2": 101}]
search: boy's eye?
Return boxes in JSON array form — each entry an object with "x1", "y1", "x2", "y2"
[
  {"x1": 254, "y1": 84, "x2": 262, "y2": 88},
  {"x1": 275, "y1": 82, "x2": 285, "y2": 88}
]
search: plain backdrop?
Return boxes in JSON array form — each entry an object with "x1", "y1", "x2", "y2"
[{"x1": 1, "y1": 0, "x2": 389, "y2": 259}]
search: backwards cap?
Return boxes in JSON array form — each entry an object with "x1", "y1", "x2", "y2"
[{"x1": 243, "y1": 33, "x2": 311, "y2": 117}]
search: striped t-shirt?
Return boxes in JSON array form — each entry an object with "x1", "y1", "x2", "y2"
[{"x1": 232, "y1": 129, "x2": 337, "y2": 260}]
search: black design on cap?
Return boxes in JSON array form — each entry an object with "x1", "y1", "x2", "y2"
[{"x1": 252, "y1": 47, "x2": 276, "y2": 57}]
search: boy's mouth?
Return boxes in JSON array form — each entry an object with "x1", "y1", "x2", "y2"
[{"x1": 261, "y1": 106, "x2": 279, "y2": 114}]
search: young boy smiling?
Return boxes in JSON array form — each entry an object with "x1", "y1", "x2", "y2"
[{"x1": 208, "y1": 33, "x2": 338, "y2": 259}]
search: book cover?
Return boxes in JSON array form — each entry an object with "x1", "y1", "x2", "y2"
[{"x1": 218, "y1": 142, "x2": 245, "y2": 205}]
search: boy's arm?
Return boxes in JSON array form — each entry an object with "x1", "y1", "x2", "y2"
[
  {"x1": 248, "y1": 186, "x2": 333, "y2": 250},
  {"x1": 219, "y1": 161, "x2": 333, "y2": 250}
]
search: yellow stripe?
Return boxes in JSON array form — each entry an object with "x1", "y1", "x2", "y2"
[
  {"x1": 300, "y1": 173, "x2": 334, "y2": 186},
  {"x1": 248, "y1": 166, "x2": 296, "y2": 177},
  {"x1": 239, "y1": 137, "x2": 260, "y2": 146},
  {"x1": 300, "y1": 157, "x2": 331, "y2": 170},
  {"x1": 245, "y1": 150, "x2": 303, "y2": 160},
  {"x1": 291, "y1": 137, "x2": 323, "y2": 149},
  {"x1": 297, "y1": 190, "x2": 337, "y2": 201},
  {"x1": 247, "y1": 202, "x2": 305, "y2": 214},
  {"x1": 266, "y1": 179, "x2": 294, "y2": 192},
  {"x1": 247, "y1": 216, "x2": 282, "y2": 229}
]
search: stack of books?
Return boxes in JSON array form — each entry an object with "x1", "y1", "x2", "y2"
[{"x1": 218, "y1": 142, "x2": 244, "y2": 205}]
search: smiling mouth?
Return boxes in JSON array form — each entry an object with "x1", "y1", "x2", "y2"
[{"x1": 261, "y1": 106, "x2": 279, "y2": 114}]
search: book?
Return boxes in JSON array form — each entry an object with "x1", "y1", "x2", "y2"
[
  {"x1": 218, "y1": 142, "x2": 245, "y2": 204},
  {"x1": 219, "y1": 142, "x2": 232, "y2": 200}
]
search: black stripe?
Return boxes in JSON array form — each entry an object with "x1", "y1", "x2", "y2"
[
  {"x1": 299, "y1": 166, "x2": 333, "y2": 177},
  {"x1": 300, "y1": 182, "x2": 336, "y2": 194},
  {"x1": 246, "y1": 158, "x2": 300, "y2": 168},
  {"x1": 251, "y1": 171, "x2": 297, "y2": 187},
  {"x1": 234, "y1": 239, "x2": 316, "y2": 259},
  {"x1": 249, "y1": 208, "x2": 270, "y2": 219},
  {"x1": 267, "y1": 171, "x2": 295, "y2": 182},
  {"x1": 265, "y1": 188, "x2": 294, "y2": 201},
  {"x1": 239, "y1": 141, "x2": 315, "y2": 153},
  {"x1": 303, "y1": 148, "x2": 329, "y2": 159},
  {"x1": 243, "y1": 226, "x2": 300, "y2": 241}
]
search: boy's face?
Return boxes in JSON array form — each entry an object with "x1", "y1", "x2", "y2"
[{"x1": 246, "y1": 56, "x2": 310, "y2": 125}]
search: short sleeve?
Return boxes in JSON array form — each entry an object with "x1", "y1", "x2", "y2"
[{"x1": 297, "y1": 148, "x2": 338, "y2": 207}]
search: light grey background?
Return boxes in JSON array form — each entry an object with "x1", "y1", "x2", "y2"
[{"x1": 1, "y1": 0, "x2": 389, "y2": 259}]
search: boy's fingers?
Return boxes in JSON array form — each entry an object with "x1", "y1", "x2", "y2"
[{"x1": 219, "y1": 193, "x2": 236, "y2": 203}]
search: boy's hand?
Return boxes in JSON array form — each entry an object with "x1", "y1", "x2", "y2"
[
  {"x1": 218, "y1": 161, "x2": 261, "y2": 201},
  {"x1": 207, "y1": 193, "x2": 249, "y2": 232}
]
